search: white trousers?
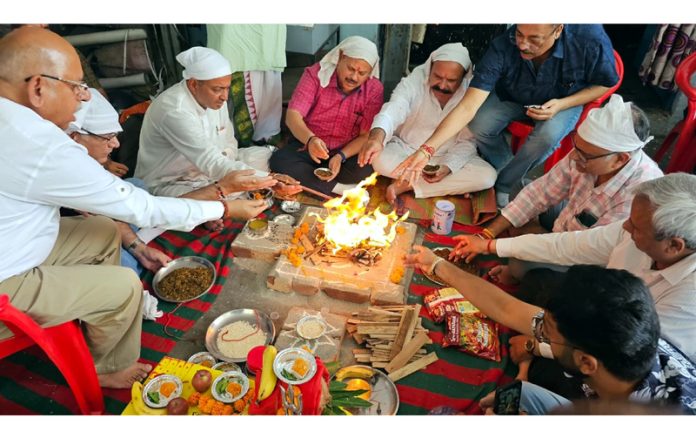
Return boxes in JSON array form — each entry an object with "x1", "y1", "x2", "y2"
[
  {"x1": 248, "y1": 70, "x2": 283, "y2": 142},
  {"x1": 372, "y1": 139, "x2": 497, "y2": 198}
]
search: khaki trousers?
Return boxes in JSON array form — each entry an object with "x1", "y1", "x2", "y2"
[{"x1": 0, "y1": 216, "x2": 143, "y2": 374}]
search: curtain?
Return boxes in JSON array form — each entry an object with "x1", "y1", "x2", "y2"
[{"x1": 639, "y1": 24, "x2": 696, "y2": 90}]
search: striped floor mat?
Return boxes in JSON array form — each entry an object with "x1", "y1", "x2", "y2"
[{"x1": 0, "y1": 218, "x2": 516, "y2": 415}]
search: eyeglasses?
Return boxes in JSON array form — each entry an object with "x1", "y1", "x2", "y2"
[
  {"x1": 532, "y1": 310, "x2": 576, "y2": 349},
  {"x1": 510, "y1": 25, "x2": 560, "y2": 51},
  {"x1": 82, "y1": 129, "x2": 118, "y2": 142},
  {"x1": 24, "y1": 74, "x2": 89, "y2": 96},
  {"x1": 571, "y1": 133, "x2": 617, "y2": 163}
]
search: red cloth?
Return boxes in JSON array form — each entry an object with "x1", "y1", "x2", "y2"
[
  {"x1": 288, "y1": 63, "x2": 383, "y2": 151},
  {"x1": 246, "y1": 346, "x2": 329, "y2": 415}
]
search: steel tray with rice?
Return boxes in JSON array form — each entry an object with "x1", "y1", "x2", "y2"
[{"x1": 206, "y1": 309, "x2": 276, "y2": 363}]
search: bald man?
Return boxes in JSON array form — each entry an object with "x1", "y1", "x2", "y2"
[{"x1": 0, "y1": 28, "x2": 267, "y2": 388}]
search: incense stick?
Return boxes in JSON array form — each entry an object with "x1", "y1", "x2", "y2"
[{"x1": 299, "y1": 185, "x2": 333, "y2": 201}]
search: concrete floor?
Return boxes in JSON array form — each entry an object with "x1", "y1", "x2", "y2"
[{"x1": 169, "y1": 218, "x2": 426, "y2": 365}]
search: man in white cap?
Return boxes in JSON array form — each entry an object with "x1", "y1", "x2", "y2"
[
  {"x1": 451, "y1": 172, "x2": 696, "y2": 363},
  {"x1": 135, "y1": 46, "x2": 300, "y2": 202},
  {"x1": 269, "y1": 36, "x2": 384, "y2": 196},
  {"x1": 476, "y1": 94, "x2": 663, "y2": 245},
  {"x1": 358, "y1": 43, "x2": 497, "y2": 206},
  {"x1": 0, "y1": 28, "x2": 269, "y2": 388}
]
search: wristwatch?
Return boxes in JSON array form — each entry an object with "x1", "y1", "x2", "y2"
[{"x1": 524, "y1": 338, "x2": 535, "y2": 354}]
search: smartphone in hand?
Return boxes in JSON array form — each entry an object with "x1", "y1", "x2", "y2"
[
  {"x1": 493, "y1": 380, "x2": 522, "y2": 415},
  {"x1": 524, "y1": 104, "x2": 543, "y2": 109}
]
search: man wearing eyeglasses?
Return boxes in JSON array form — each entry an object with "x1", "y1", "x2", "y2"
[
  {"x1": 0, "y1": 27, "x2": 271, "y2": 389},
  {"x1": 392, "y1": 24, "x2": 619, "y2": 208},
  {"x1": 404, "y1": 253, "x2": 696, "y2": 414},
  {"x1": 473, "y1": 94, "x2": 662, "y2": 248},
  {"x1": 451, "y1": 173, "x2": 696, "y2": 365}
]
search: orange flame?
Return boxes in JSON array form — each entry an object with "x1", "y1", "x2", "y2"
[{"x1": 312, "y1": 173, "x2": 409, "y2": 253}]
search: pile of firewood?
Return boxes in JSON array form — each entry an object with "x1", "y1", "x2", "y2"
[{"x1": 347, "y1": 304, "x2": 438, "y2": 381}]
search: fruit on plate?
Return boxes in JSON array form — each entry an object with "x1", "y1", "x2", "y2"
[
  {"x1": 257, "y1": 345, "x2": 278, "y2": 402},
  {"x1": 344, "y1": 378, "x2": 372, "y2": 401},
  {"x1": 131, "y1": 381, "x2": 165, "y2": 415},
  {"x1": 166, "y1": 397, "x2": 189, "y2": 415},
  {"x1": 334, "y1": 365, "x2": 375, "y2": 381},
  {"x1": 191, "y1": 369, "x2": 213, "y2": 393}
]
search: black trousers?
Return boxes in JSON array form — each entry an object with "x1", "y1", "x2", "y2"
[{"x1": 269, "y1": 139, "x2": 374, "y2": 195}]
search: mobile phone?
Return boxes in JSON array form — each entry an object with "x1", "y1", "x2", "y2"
[
  {"x1": 524, "y1": 104, "x2": 543, "y2": 109},
  {"x1": 575, "y1": 210, "x2": 598, "y2": 228},
  {"x1": 493, "y1": 380, "x2": 522, "y2": 415}
]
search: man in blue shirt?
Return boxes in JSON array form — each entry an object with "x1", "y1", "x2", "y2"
[{"x1": 387, "y1": 25, "x2": 619, "y2": 207}]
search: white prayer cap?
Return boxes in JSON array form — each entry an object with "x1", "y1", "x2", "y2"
[
  {"x1": 176, "y1": 47, "x2": 231, "y2": 80},
  {"x1": 425, "y1": 43, "x2": 473, "y2": 83},
  {"x1": 318, "y1": 36, "x2": 380, "y2": 88},
  {"x1": 66, "y1": 89, "x2": 122, "y2": 135},
  {"x1": 577, "y1": 94, "x2": 653, "y2": 152}
]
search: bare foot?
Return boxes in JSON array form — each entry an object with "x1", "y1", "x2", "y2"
[
  {"x1": 98, "y1": 362, "x2": 152, "y2": 389},
  {"x1": 385, "y1": 180, "x2": 412, "y2": 205},
  {"x1": 203, "y1": 219, "x2": 224, "y2": 232},
  {"x1": 488, "y1": 265, "x2": 519, "y2": 285}
]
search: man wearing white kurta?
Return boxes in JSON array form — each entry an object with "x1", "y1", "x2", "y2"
[
  {"x1": 136, "y1": 47, "x2": 274, "y2": 198},
  {"x1": 452, "y1": 173, "x2": 696, "y2": 362},
  {"x1": 360, "y1": 43, "x2": 497, "y2": 202},
  {"x1": 0, "y1": 28, "x2": 267, "y2": 389}
]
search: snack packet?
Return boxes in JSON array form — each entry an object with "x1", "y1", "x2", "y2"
[
  {"x1": 443, "y1": 312, "x2": 501, "y2": 362},
  {"x1": 424, "y1": 287, "x2": 479, "y2": 323}
]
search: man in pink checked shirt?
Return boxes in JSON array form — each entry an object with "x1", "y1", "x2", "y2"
[
  {"x1": 269, "y1": 36, "x2": 384, "y2": 196},
  {"x1": 471, "y1": 94, "x2": 662, "y2": 283}
]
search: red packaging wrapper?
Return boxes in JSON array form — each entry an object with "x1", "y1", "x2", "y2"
[
  {"x1": 424, "y1": 287, "x2": 478, "y2": 323},
  {"x1": 443, "y1": 312, "x2": 501, "y2": 362}
]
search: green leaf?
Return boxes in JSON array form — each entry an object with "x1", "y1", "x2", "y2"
[
  {"x1": 329, "y1": 389, "x2": 369, "y2": 399},
  {"x1": 280, "y1": 369, "x2": 297, "y2": 381},
  {"x1": 329, "y1": 380, "x2": 348, "y2": 391},
  {"x1": 332, "y1": 397, "x2": 373, "y2": 408},
  {"x1": 215, "y1": 377, "x2": 228, "y2": 396},
  {"x1": 147, "y1": 391, "x2": 160, "y2": 404}
]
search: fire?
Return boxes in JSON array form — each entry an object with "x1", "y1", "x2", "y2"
[{"x1": 313, "y1": 173, "x2": 409, "y2": 254}]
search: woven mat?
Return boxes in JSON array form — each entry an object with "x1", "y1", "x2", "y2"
[
  {"x1": 0, "y1": 217, "x2": 516, "y2": 415},
  {"x1": 296, "y1": 176, "x2": 497, "y2": 226}
]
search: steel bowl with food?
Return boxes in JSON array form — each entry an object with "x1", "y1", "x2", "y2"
[
  {"x1": 273, "y1": 347, "x2": 317, "y2": 385},
  {"x1": 205, "y1": 309, "x2": 276, "y2": 363},
  {"x1": 142, "y1": 374, "x2": 183, "y2": 409},
  {"x1": 422, "y1": 164, "x2": 440, "y2": 177},
  {"x1": 313, "y1": 167, "x2": 334, "y2": 181},
  {"x1": 246, "y1": 188, "x2": 274, "y2": 209},
  {"x1": 152, "y1": 256, "x2": 216, "y2": 303},
  {"x1": 211, "y1": 371, "x2": 250, "y2": 403}
]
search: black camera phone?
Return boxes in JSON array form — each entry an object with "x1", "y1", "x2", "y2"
[
  {"x1": 493, "y1": 380, "x2": 522, "y2": 415},
  {"x1": 575, "y1": 210, "x2": 598, "y2": 228}
]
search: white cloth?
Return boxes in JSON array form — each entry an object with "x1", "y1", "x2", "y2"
[
  {"x1": 577, "y1": 94, "x2": 654, "y2": 152},
  {"x1": 176, "y1": 47, "x2": 231, "y2": 80},
  {"x1": 141, "y1": 290, "x2": 163, "y2": 320},
  {"x1": 495, "y1": 220, "x2": 696, "y2": 362},
  {"x1": 428, "y1": 43, "x2": 473, "y2": 78},
  {"x1": 135, "y1": 81, "x2": 272, "y2": 197},
  {"x1": 370, "y1": 43, "x2": 494, "y2": 196},
  {"x1": 318, "y1": 36, "x2": 380, "y2": 88},
  {"x1": 245, "y1": 70, "x2": 283, "y2": 141},
  {"x1": 0, "y1": 97, "x2": 223, "y2": 282},
  {"x1": 67, "y1": 88, "x2": 123, "y2": 135}
]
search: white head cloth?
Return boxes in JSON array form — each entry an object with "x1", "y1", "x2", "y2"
[
  {"x1": 318, "y1": 36, "x2": 380, "y2": 88},
  {"x1": 577, "y1": 94, "x2": 653, "y2": 152},
  {"x1": 424, "y1": 42, "x2": 473, "y2": 82},
  {"x1": 176, "y1": 47, "x2": 231, "y2": 80},
  {"x1": 66, "y1": 88, "x2": 122, "y2": 135}
]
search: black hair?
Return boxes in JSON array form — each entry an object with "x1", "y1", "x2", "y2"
[{"x1": 546, "y1": 265, "x2": 659, "y2": 382}]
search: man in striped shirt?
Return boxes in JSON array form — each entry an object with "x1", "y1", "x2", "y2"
[{"x1": 484, "y1": 94, "x2": 662, "y2": 241}]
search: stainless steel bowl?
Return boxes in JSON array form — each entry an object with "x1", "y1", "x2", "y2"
[
  {"x1": 245, "y1": 188, "x2": 274, "y2": 209},
  {"x1": 152, "y1": 256, "x2": 216, "y2": 303},
  {"x1": 211, "y1": 371, "x2": 250, "y2": 403},
  {"x1": 142, "y1": 374, "x2": 183, "y2": 409},
  {"x1": 273, "y1": 347, "x2": 317, "y2": 385},
  {"x1": 205, "y1": 309, "x2": 276, "y2": 363}
]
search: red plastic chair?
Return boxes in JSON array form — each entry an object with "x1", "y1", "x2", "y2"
[
  {"x1": 508, "y1": 49, "x2": 625, "y2": 173},
  {"x1": 0, "y1": 294, "x2": 104, "y2": 414},
  {"x1": 652, "y1": 52, "x2": 696, "y2": 173}
]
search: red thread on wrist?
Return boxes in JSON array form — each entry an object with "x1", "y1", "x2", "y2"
[
  {"x1": 486, "y1": 240, "x2": 494, "y2": 254},
  {"x1": 214, "y1": 181, "x2": 226, "y2": 200},
  {"x1": 420, "y1": 144, "x2": 435, "y2": 156}
]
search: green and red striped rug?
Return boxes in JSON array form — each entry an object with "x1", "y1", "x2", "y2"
[{"x1": 0, "y1": 217, "x2": 516, "y2": 415}]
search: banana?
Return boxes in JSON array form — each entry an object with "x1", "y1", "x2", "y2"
[
  {"x1": 130, "y1": 381, "x2": 166, "y2": 416},
  {"x1": 257, "y1": 345, "x2": 278, "y2": 402},
  {"x1": 334, "y1": 366, "x2": 375, "y2": 382}
]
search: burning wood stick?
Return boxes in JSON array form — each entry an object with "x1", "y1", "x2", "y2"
[{"x1": 299, "y1": 184, "x2": 333, "y2": 201}]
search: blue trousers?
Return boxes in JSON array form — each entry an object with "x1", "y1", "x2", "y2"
[
  {"x1": 520, "y1": 381, "x2": 573, "y2": 415},
  {"x1": 467, "y1": 93, "x2": 582, "y2": 194},
  {"x1": 119, "y1": 177, "x2": 147, "y2": 276}
]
